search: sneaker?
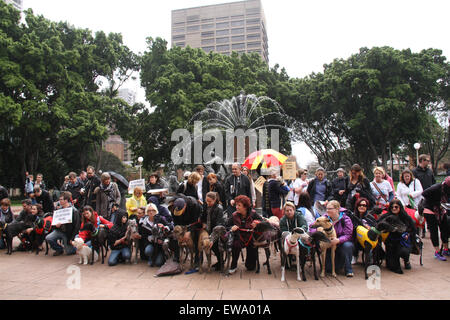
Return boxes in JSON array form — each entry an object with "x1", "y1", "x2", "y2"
[
  {"x1": 346, "y1": 272, "x2": 354, "y2": 278},
  {"x1": 434, "y1": 251, "x2": 447, "y2": 261},
  {"x1": 442, "y1": 249, "x2": 450, "y2": 257},
  {"x1": 351, "y1": 256, "x2": 357, "y2": 265},
  {"x1": 228, "y1": 268, "x2": 237, "y2": 274}
]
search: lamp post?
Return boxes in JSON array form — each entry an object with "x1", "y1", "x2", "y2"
[
  {"x1": 414, "y1": 143, "x2": 421, "y2": 167},
  {"x1": 138, "y1": 157, "x2": 144, "y2": 180}
]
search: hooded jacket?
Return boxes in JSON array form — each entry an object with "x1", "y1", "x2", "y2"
[
  {"x1": 280, "y1": 211, "x2": 307, "y2": 233},
  {"x1": 413, "y1": 166, "x2": 436, "y2": 191},
  {"x1": 78, "y1": 211, "x2": 113, "y2": 242},
  {"x1": 108, "y1": 211, "x2": 129, "y2": 251}
]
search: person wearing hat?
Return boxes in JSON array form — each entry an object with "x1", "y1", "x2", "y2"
[
  {"x1": 169, "y1": 195, "x2": 203, "y2": 266},
  {"x1": 332, "y1": 168, "x2": 348, "y2": 208},
  {"x1": 421, "y1": 176, "x2": 450, "y2": 260}
]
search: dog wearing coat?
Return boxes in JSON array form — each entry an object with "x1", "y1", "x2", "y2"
[{"x1": 73, "y1": 238, "x2": 98, "y2": 265}]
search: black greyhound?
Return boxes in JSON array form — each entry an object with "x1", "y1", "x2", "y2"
[
  {"x1": 299, "y1": 230, "x2": 330, "y2": 281},
  {"x1": 32, "y1": 213, "x2": 53, "y2": 255},
  {"x1": 0, "y1": 221, "x2": 27, "y2": 255},
  {"x1": 252, "y1": 221, "x2": 281, "y2": 275},
  {"x1": 80, "y1": 223, "x2": 109, "y2": 264},
  {"x1": 209, "y1": 225, "x2": 234, "y2": 275}
]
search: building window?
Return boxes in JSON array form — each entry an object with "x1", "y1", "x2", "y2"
[
  {"x1": 187, "y1": 15, "x2": 200, "y2": 21},
  {"x1": 187, "y1": 20, "x2": 200, "y2": 25},
  {"x1": 173, "y1": 21, "x2": 185, "y2": 26},
  {"x1": 173, "y1": 35, "x2": 186, "y2": 41},
  {"x1": 231, "y1": 20, "x2": 244, "y2": 27},
  {"x1": 247, "y1": 33, "x2": 261, "y2": 40},
  {"x1": 216, "y1": 37, "x2": 229, "y2": 44},
  {"x1": 216, "y1": 16, "x2": 229, "y2": 21},
  {"x1": 232, "y1": 43, "x2": 245, "y2": 50},
  {"x1": 202, "y1": 23, "x2": 214, "y2": 30},
  {"x1": 173, "y1": 28, "x2": 185, "y2": 33},
  {"x1": 202, "y1": 31, "x2": 215, "y2": 37},
  {"x1": 247, "y1": 26, "x2": 260, "y2": 32},
  {"x1": 187, "y1": 25, "x2": 200, "y2": 32},
  {"x1": 246, "y1": 7, "x2": 260, "y2": 14},
  {"x1": 231, "y1": 15, "x2": 245, "y2": 20},
  {"x1": 246, "y1": 18, "x2": 260, "y2": 25},
  {"x1": 201, "y1": 38, "x2": 215, "y2": 45},
  {"x1": 248, "y1": 49, "x2": 262, "y2": 54},
  {"x1": 231, "y1": 28, "x2": 244, "y2": 35},
  {"x1": 175, "y1": 42, "x2": 185, "y2": 47},
  {"x1": 216, "y1": 22, "x2": 229, "y2": 29},
  {"x1": 216, "y1": 44, "x2": 230, "y2": 52},
  {"x1": 216, "y1": 29, "x2": 229, "y2": 36},
  {"x1": 202, "y1": 46, "x2": 215, "y2": 53},
  {"x1": 247, "y1": 42, "x2": 261, "y2": 48},
  {"x1": 202, "y1": 18, "x2": 214, "y2": 23},
  {"x1": 231, "y1": 35, "x2": 245, "y2": 42}
]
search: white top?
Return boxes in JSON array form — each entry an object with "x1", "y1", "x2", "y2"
[
  {"x1": 370, "y1": 180, "x2": 393, "y2": 206},
  {"x1": 298, "y1": 207, "x2": 315, "y2": 231},
  {"x1": 287, "y1": 178, "x2": 308, "y2": 206},
  {"x1": 197, "y1": 180, "x2": 203, "y2": 202},
  {"x1": 396, "y1": 179, "x2": 423, "y2": 209}
]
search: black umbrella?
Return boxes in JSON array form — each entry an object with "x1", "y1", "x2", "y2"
[{"x1": 107, "y1": 171, "x2": 129, "y2": 189}]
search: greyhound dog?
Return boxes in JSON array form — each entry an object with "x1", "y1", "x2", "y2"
[
  {"x1": 173, "y1": 225, "x2": 195, "y2": 270},
  {"x1": 280, "y1": 227, "x2": 306, "y2": 281},
  {"x1": 253, "y1": 221, "x2": 281, "y2": 275},
  {"x1": 198, "y1": 228, "x2": 212, "y2": 273},
  {"x1": 310, "y1": 216, "x2": 338, "y2": 278},
  {"x1": 80, "y1": 223, "x2": 109, "y2": 265},
  {"x1": 0, "y1": 221, "x2": 27, "y2": 255},
  {"x1": 125, "y1": 220, "x2": 140, "y2": 264},
  {"x1": 209, "y1": 225, "x2": 233, "y2": 275}
]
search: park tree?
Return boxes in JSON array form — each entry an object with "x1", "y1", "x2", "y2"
[
  {"x1": 288, "y1": 47, "x2": 450, "y2": 173},
  {"x1": 133, "y1": 37, "x2": 293, "y2": 170}
]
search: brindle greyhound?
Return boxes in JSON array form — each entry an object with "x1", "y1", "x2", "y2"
[{"x1": 310, "y1": 216, "x2": 338, "y2": 278}]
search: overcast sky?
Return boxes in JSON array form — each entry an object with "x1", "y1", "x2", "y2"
[{"x1": 23, "y1": 0, "x2": 450, "y2": 167}]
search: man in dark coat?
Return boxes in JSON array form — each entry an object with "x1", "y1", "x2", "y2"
[
  {"x1": 413, "y1": 154, "x2": 436, "y2": 237},
  {"x1": 224, "y1": 163, "x2": 252, "y2": 217},
  {"x1": 34, "y1": 186, "x2": 55, "y2": 214},
  {"x1": 169, "y1": 195, "x2": 203, "y2": 266},
  {"x1": 81, "y1": 166, "x2": 101, "y2": 208},
  {"x1": 66, "y1": 172, "x2": 84, "y2": 209},
  {"x1": 332, "y1": 168, "x2": 348, "y2": 207}
]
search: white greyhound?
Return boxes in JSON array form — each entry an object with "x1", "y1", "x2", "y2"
[{"x1": 280, "y1": 227, "x2": 309, "y2": 282}]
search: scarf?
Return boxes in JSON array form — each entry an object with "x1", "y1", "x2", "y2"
[{"x1": 100, "y1": 182, "x2": 116, "y2": 214}]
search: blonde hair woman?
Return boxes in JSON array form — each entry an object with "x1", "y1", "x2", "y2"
[
  {"x1": 370, "y1": 167, "x2": 394, "y2": 208},
  {"x1": 177, "y1": 171, "x2": 202, "y2": 202},
  {"x1": 126, "y1": 187, "x2": 147, "y2": 217}
]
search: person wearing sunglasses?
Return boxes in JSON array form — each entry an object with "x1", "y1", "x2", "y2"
[
  {"x1": 348, "y1": 197, "x2": 378, "y2": 265},
  {"x1": 378, "y1": 199, "x2": 417, "y2": 274}
]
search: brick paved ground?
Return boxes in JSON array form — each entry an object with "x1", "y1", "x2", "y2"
[{"x1": 1, "y1": 207, "x2": 449, "y2": 300}]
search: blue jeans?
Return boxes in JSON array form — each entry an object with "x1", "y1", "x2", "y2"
[
  {"x1": 109, "y1": 212, "x2": 117, "y2": 225},
  {"x1": 108, "y1": 247, "x2": 131, "y2": 266},
  {"x1": 45, "y1": 230, "x2": 76, "y2": 254},
  {"x1": 325, "y1": 241, "x2": 354, "y2": 275},
  {"x1": 145, "y1": 243, "x2": 165, "y2": 267}
]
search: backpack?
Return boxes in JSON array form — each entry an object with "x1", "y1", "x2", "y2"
[{"x1": 34, "y1": 213, "x2": 53, "y2": 235}]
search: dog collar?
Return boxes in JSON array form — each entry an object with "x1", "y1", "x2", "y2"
[
  {"x1": 285, "y1": 237, "x2": 298, "y2": 249},
  {"x1": 323, "y1": 226, "x2": 333, "y2": 232},
  {"x1": 298, "y1": 238, "x2": 311, "y2": 254}
]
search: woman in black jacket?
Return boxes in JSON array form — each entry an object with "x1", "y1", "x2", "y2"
[
  {"x1": 177, "y1": 172, "x2": 201, "y2": 201},
  {"x1": 378, "y1": 199, "x2": 416, "y2": 274},
  {"x1": 108, "y1": 211, "x2": 132, "y2": 266},
  {"x1": 345, "y1": 164, "x2": 376, "y2": 211},
  {"x1": 207, "y1": 173, "x2": 226, "y2": 206},
  {"x1": 201, "y1": 192, "x2": 225, "y2": 271},
  {"x1": 421, "y1": 177, "x2": 450, "y2": 260}
]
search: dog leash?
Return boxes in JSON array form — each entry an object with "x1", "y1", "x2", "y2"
[
  {"x1": 298, "y1": 238, "x2": 312, "y2": 255},
  {"x1": 238, "y1": 228, "x2": 254, "y2": 247}
]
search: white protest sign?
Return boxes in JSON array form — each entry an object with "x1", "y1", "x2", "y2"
[
  {"x1": 52, "y1": 207, "x2": 73, "y2": 225},
  {"x1": 128, "y1": 179, "x2": 146, "y2": 194}
]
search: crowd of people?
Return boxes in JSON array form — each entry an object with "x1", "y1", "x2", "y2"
[{"x1": 0, "y1": 154, "x2": 449, "y2": 278}]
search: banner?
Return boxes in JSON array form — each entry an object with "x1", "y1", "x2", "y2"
[
  {"x1": 254, "y1": 176, "x2": 266, "y2": 194},
  {"x1": 128, "y1": 179, "x2": 146, "y2": 194},
  {"x1": 52, "y1": 207, "x2": 73, "y2": 225},
  {"x1": 282, "y1": 161, "x2": 297, "y2": 180}
]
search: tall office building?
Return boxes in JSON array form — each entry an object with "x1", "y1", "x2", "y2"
[
  {"x1": 171, "y1": 0, "x2": 269, "y2": 63},
  {"x1": 3, "y1": 0, "x2": 22, "y2": 11}
]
